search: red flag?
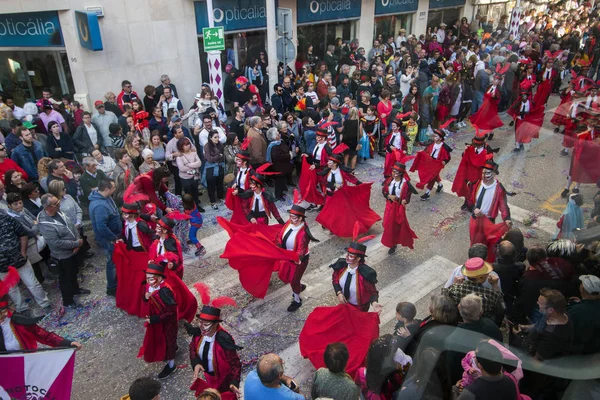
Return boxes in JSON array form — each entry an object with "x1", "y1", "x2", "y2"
[
  {"x1": 469, "y1": 217, "x2": 510, "y2": 262},
  {"x1": 114, "y1": 241, "x2": 148, "y2": 317}
]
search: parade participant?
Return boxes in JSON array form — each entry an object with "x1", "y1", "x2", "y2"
[
  {"x1": 330, "y1": 227, "x2": 382, "y2": 312},
  {"x1": 469, "y1": 74, "x2": 503, "y2": 137},
  {"x1": 533, "y1": 55, "x2": 559, "y2": 106},
  {"x1": 552, "y1": 81, "x2": 576, "y2": 135},
  {"x1": 579, "y1": 85, "x2": 600, "y2": 120},
  {"x1": 410, "y1": 125, "x2": 453, "y2": 201},
  {"x1": 225, "y1": 146, "x2": 254, "y2": 225},
  {"x1": 298, "y1": 128, "x2": 330, "y2": 208},
  {"x1": 452, "y1": 131, "x2": 495, "y2": 208},
  {"x1": 381, "y1": 162, "x2": 418, "y2": 254},
  {"x1": 0, "y1": 268, "x2": 82, "y2": 351},
  {"x1": 383, "y1": 118, "x2": 409, "y2": 177},
  {"x1": 508, "y1": 81, "x2": 545, "y2": 152},
  {"x1": 239, "y1": 164, "x2": 285, "y2": 225},
  {"x1": 466, "y1": 160, "x2": 513, "y2": 262},
  {"x1": 137, "y1": 262, "x2": 178, "y2": 380},
  {"x1": 276, "y1": 196, "x2": 320, "y2": 312},
  {"x1": 562, "y1": 118, "x2": 600, "y2": 198},
  {"x1": 148, "y1": 213, "x2": 188, "y2": 279},
  {"x1": 188, "y1": 283, "x2": 242, "y2": 400},
  {"x1": 121, "y1": 202, "x2": 155, "y2": 252}
]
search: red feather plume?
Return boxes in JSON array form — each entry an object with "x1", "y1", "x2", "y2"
[
  {"x1": 356, "y1": 235, "x2": 376, "y2": 244},
  {"x1": 320, "y1": 121, "x2": 339, "y2": 129},
  {"x1": 212, "y1": 296, "x2": 238, "y2": 309},
  {"x1": 438, "y1": 118, "x2": 456, "y2": 131},
  {"x1": 0, "y1": 266, "x2": 20, "y2": 298},
  {"x1": 396, "y1": 111, "x2": 412, "y2": 120},
  {"x1": 123, "y1": 184, "x2": 149, "y2": 204},
  {"x1": 135, "y1": 111, "x2": 149, "y2": 121},
  {"x1": 154, "y1": 252, "x2": 179, "y2": 265},
  {"x1": 333, "y1": 143, "x2": 349, "y2": 155},
  {"x1": 496, "y1": 63, "x2": 510, "y2": 75},
  {"x1": 193, "y1": 282, "x2": 211, "y2": 305},
  {"x1": 165, "y1": 210, "x2": 192, "y2": 220},
  {"x1": 256, "y1": 163, "x2": 281, "y2": 176},
  {"x1": 240, "y1": 137, "x2": 251, "y2": 151},
  {"x1": 293, "y1": 189, "x2": 301, "y2": 205},
  {"x1": 352, "y1": 221, "x2": 360, "y2": 242}
]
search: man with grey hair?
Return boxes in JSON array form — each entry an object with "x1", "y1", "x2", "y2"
[
  {"x1": 247, "y1": 116, "x2": 267, "y2": 169},
  {"x1": 457, "y1": 294, "x2": 502, "y2": 341},
  {"x1": 243, "y1": 353, "x2": 304, "y2": 399},
  {"x1": 155, "y1": 73, "x2": 178, "y2": 99},
  {"x1": 80, "y1": 156, "x2": 107, "y2": 203}
]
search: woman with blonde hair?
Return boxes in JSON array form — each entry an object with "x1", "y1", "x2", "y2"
[
  {"x1": 124, "y1": 135, "x2": 144, "y2": 171},
  {"x1": 104, "y1": 91, "x2": 122, "y2": 117},
  {"x1": 37, "y1": 157, "x2": 53, "y2": 192}
]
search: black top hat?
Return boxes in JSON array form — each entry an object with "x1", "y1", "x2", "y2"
[
  {"x1": 236, "y1": 150, "x2": 250, "y2": 161},
  {"x1": 483, "y1": 160, "x2": 499, "y2": 174},
  {"x1": 145, "y1": 263, "x2": 166, "y2": 277},
  {"x1": 121, "y1": 202, "x2": 141, "y2": 214},
  {"x1": 289, "y1": 204, "x2": 306, "y2": 217},
  {"x1": 346, "y1": 242, "x2": 368, "y2": 257},
  {"x1": 328, "y1": 153, "x2": 344, "y2": 165},
  {"x1": 392, "y1": 162, "x2": 406, "y2": 172},
  {"x1": 158, "y1": 217, "x2": 175, "y2": 232},
  {"x1": 197, "y1": 305, "x2": 222, "y2": 322}
]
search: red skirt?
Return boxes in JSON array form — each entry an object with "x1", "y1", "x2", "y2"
[
  {"x1": 469, "y1": 216, "x2": 509, "y2": 262},
  {"x1": 381, "y1": 201, "x2": 418, "y2": 249},
  {"x1": 436, "y1": 104, "x2": 450, "y2": 123},
  {"x1": 409, "y1": 151, "x2": 445, "y2": 189},
  {"x1": 299, "y1": 157, "x2": 325, "y2": 205},
  {"x1": 315, "y1": 183, "x2": 381, "y2": 237},
  {"x1": 550, "y1": 95, "x2": 572, "y2": 127},
  {"x1": 470, "y1": 93, "x2": 503, "y2": 131},
  {"x1": 225, "y1": 188, "x2": 250, "y2": 225},
  {"x1": 114, "y1": 242, "x2": 148, "y2": 318},
  {"x1": 571, "y1": 139, "x2": 600, "y2": 183},
  {"x1": 515, "y1": 106, "x2": 545, "y2": 144}
]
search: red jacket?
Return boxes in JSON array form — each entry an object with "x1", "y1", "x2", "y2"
[
  {"x1": 318, "y1": 167, "x2": 361, "y2": 196},
  {"x1": 385, "y1": 131, "x2": 408, "y2": 153},
  {"x1": 276, "y1": 221, "x2": 311, "y2": 261},
  {"x1": 382, "y1": 176, "x2": 414, "y2": 203},
  {"x1": 331, "y1": 259, "x2": 378, "y2": 312},
  {"x1": 116, "y1": 90, "x2": 139, "y2": 111},
  {"x1": 0, "y1": 313, "x2": 70, "y2": 351},
  {"x1": 0, "y1": 158, "x2": 29, "y2": 182},
  {"x1": 149, "y1": 235, "x2": 183, "y2": 277},
  {"x1": 316, "y1": 80, "x2": 329, "y2": 100},
  {"x1": 133, "y1": 172, "x2": 169, "y2": 211},
  {"x1": 466, "y1": 179, "x2": 511, "y2": 221},
  {"x1": 423, "y1": 142, "x2": 452, "y2": 164},
  {"x1": 239, "y1": 190, "x2": 283, "y2": 223},
  {"x1": 121, "y1": 218, "x2": 155, "y2": 251}
]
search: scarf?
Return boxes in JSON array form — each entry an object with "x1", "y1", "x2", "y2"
[{"x1": 266, "y1": 140, "x2": 281, "y2": 163}]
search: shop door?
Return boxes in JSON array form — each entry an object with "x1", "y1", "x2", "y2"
[{"x1": 298, "y1": 21, "x2": 354, "y2": 60}]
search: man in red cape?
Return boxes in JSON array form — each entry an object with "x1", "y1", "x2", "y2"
[
  {"x1": 409, "y1": 127, "x2": 452, "y2": 201},
  {"x1": 466, "y1": 160, "x2": 512, "y2": 262},
  {"x1": 299, "y1": 304, "x2": 379, "y2": 379},
  {"x1": 188, "y1": 283, "x2": 242, "y2": 400},
  {"x1": 331, "y1": 233, "x2": 382, "y2": 313},
  {"x1": 508, "y1": 82, "x2": 545, "y2": 152},
  {"x1": 299, "y1": 128, "x2": 331, "y2": 208},
  {"x1": 137, "y1": 262, "x2": 179, "y2": 379},
  {"x1": 226, "y1": 149, "x2": 253, "y2": 225},
  {"x1": 469, "y1": 74, "x2": 504, "y2": 135},
  {"x1": 562, "y1": 121, "x2": 600, "y2": 198},
  {"x1": 381, "y1": 162, "x2": 418, "y2": 254},
  {"x1": 315, "y1": 150, "x2": 381, "y2": 237},
  {"x1": 238, "y1": 165, "x2": 285, "y2": 225},
  {"x1": 452, "y1": 132, "x2": 496, "y2": 208},
  {"x1": 533, "y1": 56, "x2": 559, "y2": 106},
  {"x1": 383, "y1": 118, "x2": 409, "y2": 178},
  {"x1": 276, "y1": 200, "x2": 320, "y2": 312}
]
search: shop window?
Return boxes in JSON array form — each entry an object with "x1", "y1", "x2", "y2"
[
  {"x1": 427, "y1": 8, "x2": 461, "y2": 31},
  {"x1": 374, "y1": 14, "x2": 412, "y2": 41},
  {"x1": 298, "y1": 21, "x2": 355, "y2": 60}
]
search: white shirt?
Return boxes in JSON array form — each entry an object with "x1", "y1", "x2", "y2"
[
  {"x1": 328, "y1": 168, "x2": 343, "y2": 186},
  {"x1": 199, "y1": 127, "x2": 226, "y2": 147},
  {"x1": 487, "y1": 85, "x2": 497, "y2": 94},
  {"x1": 519, "y1": 100, "x2": 531, "y2": 114},
  {"x1": 252, "y1": 192, "x2": 265, "y2": 212},
  {"x1": 476, "y1": 180, "x2": 497, "y2": 217},
  {"x1": 199, "y1": 334, "x2": 216, "y2": 373},
  {"x1": 388, "y1": 178, "x2": 406, "y2": 196},
  {"x1": 340, "y1": 266, "x2": 358, "y2": 305},
  {"x1": 390, "y1": 132, "x2": 403, "y2": 149},
  {"x1": 162, "y1": 95, "x2": 181, "y2": 117},
  {"x1": 585, "y1": 95, "x2": 598, "y2": 109},
  {"x1": 543, "y1": 68, "x2": 553, "y2": 80},
  {"x1": 84, "y1": 123, "x2": 98, "y2": 146},
  {"x1": 125, "y1": 220, "x2": 141, "y2": 248},
  {"x1": 430, "y1": 142, "x2": 443, "y2": 159},
  {"x1": 313, "y1": 143, "x2": 325, "y2": 161},
  {"x1": 157, "y1": 238, "x2": 166, "y2": 255},
  {"x1": 282, "y1": 223, "x2": 302, "y2": 250},
  {"x1": 1, "y1": 317, "x2": 21, "y2": 351},
  {"x1": 236, "y1": 167, "x2": 249, "y2": 190},
  {"x1": 11, "y1": 105, "x2": 26, "y2": 120},
  {"x1": 95, "y1": 155, "x2": 116, "y2": 175}
]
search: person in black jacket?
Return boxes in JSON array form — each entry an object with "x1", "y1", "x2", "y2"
[
  {"x1": 271, "y1": 84, "x2": 285, "y2": 116},
  {"x1": 266, "y1": 127, "x2": 292, "y2": 200},
  {"x1": 492, "y1": 241, "x2": 525, "y2": 314},
  {"x1": 44, "y1": 121, "x2": 74, "y2": 160}
]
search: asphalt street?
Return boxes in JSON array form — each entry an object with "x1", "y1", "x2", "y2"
[{"x1": 25, "y1": 92, "x2": 596, "y2": 399}]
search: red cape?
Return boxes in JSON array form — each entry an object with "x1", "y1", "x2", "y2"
[
  {"x1": 382, "y1": 202, "x2": 418, "y2": 249},
  {"x1": 220, "y1": 230, "x2": 299, "y2": 298},
  {"x1": 409, "y1": 151, "x2": 445, "y2": 189},
  {"x1": 571, "y1": 134, "x2": 600, "y2": 183},
  {"x1": 469, "y1": 217, "x2": 510, "y2": 262},
  {"x1": 114, "y1": 241, "x2": 148, "y2": 317},
  {"x1": 508, "y1": 101, "x2": 546, "y2": 144},
  {"x1": 469, "y1": 91, "x2": 504, "y2": 130},
  {"x1": 217, "y1": 216, "x2": 283, "y2": 243},
  {"x1": 164, "y1": 268, "x2": 197, "y2": 323},
  {"x1": 299, "y1": 304, "x2": 380, "y2": 378},
  {"x1": 384, "y1": 150, "x2": 415, "y2": 177},
  {"x1": 225, "y1": 188, "x2": 250, "y2": 225},
  {"x1": 299, "y1": 157, "x2": 326, "y2": 205},
  {"x1": 451, "y1": 147, "x2": 488, "y2": 198},
  {"x1": 550, "y1": 92, "x2": 573, "y2": 127},
  {"x1": 189, "y1": 378, "x2": 236, "y2": 400},
  {"x1": 315, "y1": 183, "x2": 381, "y2": 238}
]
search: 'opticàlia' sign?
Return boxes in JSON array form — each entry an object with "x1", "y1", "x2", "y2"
[
  {"x1": 0, "y1": 11, "x2": 64, "y2": 47},
  {"x1": 375, "y1": 0, "x2": 418, "y2": 16},
  {"x1": 297, "y1": 0, "x2": 362, "y2": 24},
  {"x1": 194, "y1": 0, "x2": 266, "y2": 33}
]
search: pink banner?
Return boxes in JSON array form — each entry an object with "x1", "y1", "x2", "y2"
[{"x1": 0, "y1": 348, "x2": 75, "y2": 399}]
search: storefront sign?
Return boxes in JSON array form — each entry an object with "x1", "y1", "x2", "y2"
[
  {"x1": 203, "y1": 27, "x2": 225, "y2": 51},
  {"x1": 297, "y1": 0, "x2": 362, "y2": 24},
  {"x1": 375, "y1": 0, "x2": 418, "y2": 16},
  {"x1": 0, "y1": 11, "x2": 64, "y2": 47},
  {"x1": 194, "y1": 0, "x2": 266, "y2": 33},
  {"x1": 75, "y1": 10, "x2": 103, "y2": 51},
  {"x1": 429, "y1": 0, "x2": 466, "y2": 9}
]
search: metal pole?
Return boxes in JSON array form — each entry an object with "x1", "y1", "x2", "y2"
[
  {"x1": 266, "y1": 0, "x2": 278, "y2": 99},
  {"x1": 206, "y1": 0, "x2": 225, "y2": 109}
]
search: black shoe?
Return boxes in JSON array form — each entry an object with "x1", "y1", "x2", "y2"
[
  {"x1": 572, "y1": 188, "x2": 580, "y2": 194},
  {"x1": 84, "y1": 250, "x2": 95, "y2": 259},
  {"x1": 197, "y1": 206, "x2": 206, "y2": 213},
  {"x1": 560, "y1": 188, "x2": 569, "y2": 198},
  {"x1": 420, "y1": 193, "x2": 430, "y2": 201},
  {"x1": 436, "y1": 184, "x2": 443, "y2": 193},
  {"x1": 307, "y1": 204, "x2": 316, "y2": 211},
  {"x1": 512, "y1": 147, "x2": 522, "y2": 153},
  {"x1": 194, "y1": 246, "x2": 206, "y2": 257},
  {"x1": 287, "y1": 300, "x2": 302, "y2": 312},
  {"x1": 316, "y1": 205, "x2": 324, "y2": 211},
  {"x1": 75, "y1": 288, "x2": 91, "y2": 295},
  {"x1": 460, "y1": 202, "x2": 469, "y2": 211},
  {"x1": 106, "y1": 288, "x2": 116, "y2": 297},
  {"x1": 388, "y1": 246, "x2": 397, "y2": 255},
  {"x1": 509, "y1": 120, "x2": 515, "y2": 126},
  {"x1": 554, "y1": 127, "x2": 560, "y2": 133},
  {"x1": 158, "y1": 363, "x2": 177, "y2": 379},
  {"x1": 300, "y1": 284, "x2": 307, "y2": 293},
  {"x1": 560, "y1": 149, "x2": 569, "y2": 157},
  {"x1": 487, "y1": 133, "x2": 494, "y2": 141}
]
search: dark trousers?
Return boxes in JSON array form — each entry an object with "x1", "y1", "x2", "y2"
[
  {"x1": 458, "y1": 101, "x2": 471, "y2": 122},
  {"x1": 58, "y1": 253, "x2": 82, "y2": 306},
  {"x1": 167, "y1": 163, "x2": 182, "y2": 195},
  {"x1": 274, "y1": 175, "x2": 288, "y2": 199},
  {"x1": 291, "y1": 256, "x2": 309, "y2": 294},
  {"x1": 181, "y1": 177, "x2": 200, "y2": 206},
  {"x1": 206, "y1": 167, "x2": 224, "y2": 203}
]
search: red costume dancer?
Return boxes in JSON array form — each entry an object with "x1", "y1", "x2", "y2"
[
  {"x1": 276, "y1": 197, "x2": 320, "y2": 312},
  {"x1": 533, "y1": 55, "x2": 559, "y2": 106},
  {"x1": 469, "y1": 74, "x2": 504, "y2": 132},
  {"x1": 226, "y1": 147, "x2": 254, "y2": 225},
  {"x1": 381, "y1": 163, "x2": 418, "y2": 254},
  {"x1": 0, "y1": 268, "x2": 82, "y2": 352},
  {"x1": 239, "y1": 164, "x2": 285, "y2": 225},
  {"x1": 508, "y1": 83, "x2": 545, "y2": 152},
  {"x1": 299, "y1": 128, "x2": 330, "y2": 206},
  {"x1": 578, "y1": 85, "x2": 600, "y2": 121},
  {"x1": 560, "y1": 92, "x2": 586, "y2": 156},
  {"x1": 466, "y1": 161, "x2": 513, "y2": 262},
  {"x1": 519, "y1": 60, "x2": 537, "y2": 95},
  {"x1": 137, "y1": 262, "x2": 179, "y2": 379},
  {"x1": 130, "y1": 167, "x2": 170, "y2": 213},
  {"x1": 552, "y1": 82, "x2": 576, "y2": 137},
  {"x1": 452, "y1": 132, "x2": 496, "y2": 206},
  {"x1": 114, "y1": 202, "x2": 155, "y2": 317},
  {"x1": 572, "y1": 59, "x2": 593, "y2": 93},
  {"x1": 383, "y1": 118, "x2": 409, "y2": 177},
  {"x1": 188, "y1": 283, "x2": 242, "y2": 400},
  {"x1": 562, "y1": 121, "x2": 600, "y2": 197},
  {"x1": 410, "y1": 125, "x2": 453, "y2": 200},
  {"x1": 149, "y1": 213, "x2": 188, "y2": 279},
  {"x1": 315, "y1": 149, "x2": 381, "y2": 237},
  {"x1": 331, "y1": 230, "x2": 381, "y2": 312}
]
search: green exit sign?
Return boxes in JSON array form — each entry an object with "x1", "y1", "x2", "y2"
[{"x1": 202, "y1": 27, "x2": 225, "y2": 51}]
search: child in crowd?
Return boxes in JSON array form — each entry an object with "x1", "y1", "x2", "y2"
[
  {"x1": 403, "y1": 112, "x2": 420, "y2": 155},
  {"x1": 393, "y1": 301, "x2": 421, "y2": 350},
  {"x1": 183, "y1": 194, "x2": 205, "y2": 257}
]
